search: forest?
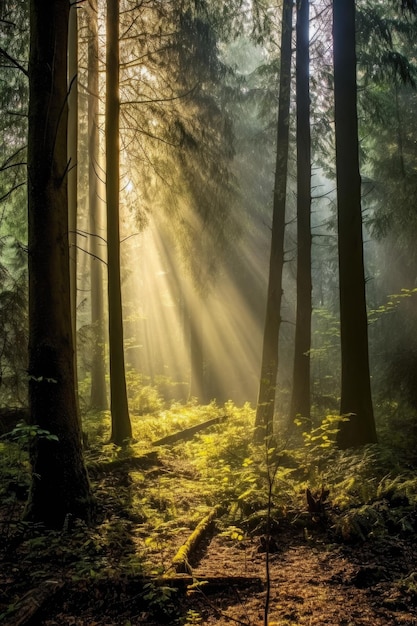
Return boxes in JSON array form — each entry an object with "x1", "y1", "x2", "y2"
[{"x1": 1, "y1": 0, "x2": 417, "y2": 624}]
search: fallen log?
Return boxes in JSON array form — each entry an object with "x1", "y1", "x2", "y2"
[
  {"x1": 171, "y1": 504, "x2": 224, "y2": 573},
  {"x1": 87, "y1": 450, "x2": 161, "y2": 476},
  {"x1": 6, "y1": 579, "x2": 63, "y2": 626},
  {"x1": 152, "y1": 415, "x2": 228, "y2": 447}
]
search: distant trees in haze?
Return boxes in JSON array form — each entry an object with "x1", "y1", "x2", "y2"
[
  {"x1": 255, "y1": 0, "x2": 415, "y2": 447},
  {"x1": 0, "y1": 0, "x2": 28, "y2": 406}
]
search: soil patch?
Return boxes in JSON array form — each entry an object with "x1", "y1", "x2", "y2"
[{"x1": 2, "y1": 513, "x2": 417, "y2": 625}]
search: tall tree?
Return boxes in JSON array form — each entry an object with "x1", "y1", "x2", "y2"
[
  {"x1": 289, "y1": 0, "x2": 312, "y2": 425},
  {"x1": 332, "y1": 0, "x2": 377, "y2": 448},
  {"x1": 68, "y1": 0, "x2": 80, "y2": 418},
  {"x1": 88, "y1": 0, "x2": 107, "y2": 410},
  {"x1": 106, "y1": 0, "x2": 132, "y2": 444},
  {"x1": 255, "y1": 0, "x2": 293, "y2": 441},
  {"x1": 25, "y1": 0, "x2": 93, "y2": 527}
]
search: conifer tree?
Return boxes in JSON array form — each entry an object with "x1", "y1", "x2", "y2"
[
  {"x1": 106, "y1": 0, "x2": 132, "y2": 444},
  {"x1": 333, "y1": 0, "x2": 377, "y2": 448},
  {"x1": 25, "y1": 0, "x2": 93, "y2": 527},
  {"x1": 255, "y1": 0, "x2": 293, "y2": 441},
  {"x1": 88, "y1": 0, "x2": 107, "y2": 411},
  {"x1": 68, "y1": 0, "x2": 81, "y2": 420},
  {"x1": 290, "y1": 0, "x2": 312, "y2": 425}
]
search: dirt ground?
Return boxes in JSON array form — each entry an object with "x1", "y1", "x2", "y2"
[
  {"x1": 3, "y1": 517, "x2": 416, "y2": 626},
  {"x1": 188, "y1": 526, "x2": 417, "y2": 626},
  {"x1": 2, "y1": 441, "x2": 417, "y2": 626}
]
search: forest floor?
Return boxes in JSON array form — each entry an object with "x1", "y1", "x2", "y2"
[
  {"x1": 2, "y1": 479, "x2": 417, "y2": 625},
  {"x1": 1, "y1": 407, "x2": 417, "y2": 625}
]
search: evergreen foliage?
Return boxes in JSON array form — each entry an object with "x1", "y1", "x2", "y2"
[{"x1": 0, "y1": 0, "x2": 28, "y2": 405}]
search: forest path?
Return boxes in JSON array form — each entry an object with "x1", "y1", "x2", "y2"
[
  {"x1": 3, "y1": 436, "x2": 417, "y2": 626},
  {"x1": 186, "y1": 525, "x2": 417, "y2": 625},
  {"x1": 3, "y1": 489, "x2": 417, "y2": 625},
  {"x1": 5, "y1": 513, "x2": 417, "y2": 626}
]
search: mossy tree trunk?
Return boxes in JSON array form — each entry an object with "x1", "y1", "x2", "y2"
[
  {"x1": 106, "y1": 0, "x2": 132, "y2": 444},
  {"x1": 332, "y1": 0, "x2": 377, "y2": 448},
  {"x1": 25, "y1": 0, "x2": 94, "y2": 528}
]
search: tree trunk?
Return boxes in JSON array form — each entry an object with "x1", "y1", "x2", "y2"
[
  {"x1": 255, "y1": 0, "x2": 293, "y2": 441},
  {"x1": 106, "y1": 0, "x2": 132, "y2": 444},
  {"x1": 88, "y1": 0, "x2": 108, "y2": 410},
  {"x1": 68, "y1": 0, "x2": 81, "y2": 422},
  {"x1": 25, "y1": 0, "x2": 94, "y2": 528},
  {"x1": 289, "y1": 0, "x2": 312, "y2": 426},
  {"x1": 332, "y1": 0, "x2": 377, "y2": 448}
]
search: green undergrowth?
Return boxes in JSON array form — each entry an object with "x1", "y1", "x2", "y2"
[
  {"x1": 1, "y1": 398, "x2": 417, "y2": 620},
  {"x1": 81, "y1": 399, "x2": 226, "y2": 459},
  {"x1": 79, "y1": 400, "x2": 417, "y2": 553}
]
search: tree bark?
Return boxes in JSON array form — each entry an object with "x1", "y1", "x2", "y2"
[
  {"x1": 332, "y1": 0, "x2": 377, "y2": 448},
  {"x1": 68, "y1": 0, "x2": 81, "y2": 424},
  {"x1": 106, "y1": 0, "x2": 132, "y2": 444},
  {"x1": 88, "y1": 0, "x2": 108, "y2": 410},
  {"x1": 255, "y1": 0, "x2": 293, "y2": 441},
  {"x1": 25, "y1": 0, "x2": 94, "y2": 528},
  {"x1": 290, "y1": 0, "x2": 312, "y2": 425}
]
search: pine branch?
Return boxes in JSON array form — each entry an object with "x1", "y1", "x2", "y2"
[{"x1": 0, "y1": 46, "x2": 28, "y2": 76}]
